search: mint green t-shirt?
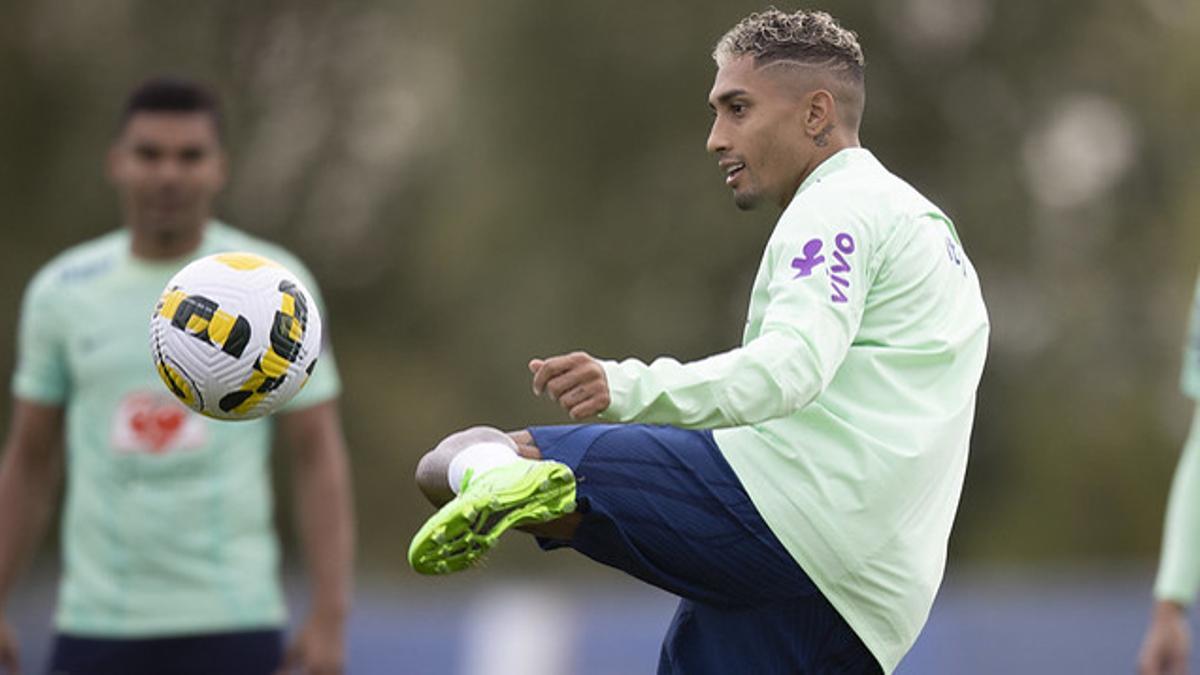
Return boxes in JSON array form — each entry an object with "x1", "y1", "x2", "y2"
[
  {"x1": 1153, "y1": 276, "x2": 1200, "y2": 605},
  {"x1": 599, "y1": 149, "x2": 989, "y2": 673},
  {"x1": 12, "y1": 221, "x2": 341, "y2": 637}
]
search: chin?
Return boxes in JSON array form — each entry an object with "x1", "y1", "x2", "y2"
[
  {"x1": 136, "y1": 217, "x2": 199, "y2": 243},
  {"x1": 145, "y1": 219, "x2": 187, "y2": 235},
  {"x1": 733, "y1": 192, "x2": 761, "y2": 211}
]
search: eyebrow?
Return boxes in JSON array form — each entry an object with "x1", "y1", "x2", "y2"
[{"x1": 708, "y1": 88, "x2": 749, "y2": 108}]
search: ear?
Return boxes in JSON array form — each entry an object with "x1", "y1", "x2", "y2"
[{"x1": 804, "y1": 89, "x2": 836, "y2": 138}]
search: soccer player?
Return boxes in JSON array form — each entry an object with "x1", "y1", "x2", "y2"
[
  {"x1": 0, "y1": 78, "x2": 354, "y2": 675},
  {"x1": 409, "y1": 9, "x2": 988, "y2": 674},
  {"x1": 1138, "y1": 282, "x2": 1200, "y2": 675}
]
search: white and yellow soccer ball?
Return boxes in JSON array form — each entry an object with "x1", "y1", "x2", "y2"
[{"x1": 149, "y1": 252, "x2": 323, "y2": 420}]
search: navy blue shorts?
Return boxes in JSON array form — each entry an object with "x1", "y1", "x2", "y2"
[
  {"x1": 47, "y1": 629, "x2": 282, "y2": 675},
  {"x1": 529, "y1": 424, "x2": 881, "y2": 675}
]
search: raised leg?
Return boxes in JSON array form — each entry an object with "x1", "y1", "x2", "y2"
[{"x1": 409, "y1": 426, "x2": 580, "y2": 574}]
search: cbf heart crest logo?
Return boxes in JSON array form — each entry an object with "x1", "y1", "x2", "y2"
[{"x1": 111, "y1": 391, "x2": 208, "y2": 454}]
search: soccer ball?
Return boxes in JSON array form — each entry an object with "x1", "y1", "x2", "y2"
[{"x1": 149, "y1": 252, "x2": 323, "y2": 420}]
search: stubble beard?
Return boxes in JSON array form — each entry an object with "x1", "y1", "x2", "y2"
[
  {"x1": 131, "y1": 202, "x2": 206, "y2": 250},
  {"x1": 733, "y1": 188, "x2": 762, "y2": 211}
]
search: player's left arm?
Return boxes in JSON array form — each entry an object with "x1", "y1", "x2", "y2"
[{"x1": 278, "y1": 399, "x2": 355, "y2": 675}]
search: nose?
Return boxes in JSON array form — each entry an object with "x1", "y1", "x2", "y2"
[
  {"x1": 706, "y1": 117, "x2": 728, "y2": 155},
  {"x1": 151, "y1": 158, "x2": 187, "y2": 189}
]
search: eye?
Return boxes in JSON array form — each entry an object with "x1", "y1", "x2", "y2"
[
  {"x1": 179, "y1": 147, "x2": 206, "y2": 164},
  {"x1": 731, "y1": 103, "x2": 747, "y2": 116},
  {"x1": 135, "y1": 145, "x2": 162, "y2": 161}
]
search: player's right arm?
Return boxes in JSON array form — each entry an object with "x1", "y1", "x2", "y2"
[
  {"x1": 1138, "y1": 599, "x2": 1189, "y2": 675},
  {"x1": 1, "y1": 264, "x2": 70, "y2": 674},
  {"x1": 533, "y1": 204, "x2": 884, "y2": 428},
  {"x1": 1139, "y1": 402, "x2": 1200, "y2": 675},
  {"x1": 1140, "y1": 278, "x2": 1200, "y2": 675},
  {"x1": 0, "y1": 399, "x2": 65, "y2": 675}
]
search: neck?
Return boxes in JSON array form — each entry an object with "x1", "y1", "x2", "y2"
[
  {"x1": 776, "y1": 137, "x2": 861, "y2": 211},
  {"x1": 128, "y1": 220, "x2": 207, "y2": 260}
]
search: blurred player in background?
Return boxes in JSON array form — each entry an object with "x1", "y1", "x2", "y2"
[
  {"x1": 0, "y1": 78, "x2": 354, "y2": 675},
  {"x1": 1138, "y1": 280, "x2": 1200, "y2": 675},
  {"x1": 410, "y1": 9, "x2": 988, "y2": 674}
]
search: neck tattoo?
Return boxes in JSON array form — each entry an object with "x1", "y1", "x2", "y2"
[{"x1": 814, "y1": 123, "x2": 834, "y2": 148}]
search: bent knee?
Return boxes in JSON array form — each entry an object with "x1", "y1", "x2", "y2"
[{"x1": 415, "y1": 450, "x2": 453, "y2": 507}]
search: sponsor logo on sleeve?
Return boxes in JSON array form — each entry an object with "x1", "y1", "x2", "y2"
[
  {"x1": 829, "y1": 233, "x2": 855, "y2": 303},
  {"x1": 790, "y1": 239, "x2": 826, "y2": 278},
  {"x1": 790, "y1": 232, "x2": 856, "y2": 303}
]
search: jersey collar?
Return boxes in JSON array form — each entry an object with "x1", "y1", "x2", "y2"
[{"x1": 794, "y1": 147, "x2": 877, "y2": 197}]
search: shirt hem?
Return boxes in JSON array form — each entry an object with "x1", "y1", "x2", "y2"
[
  {"x1": 54, "y1": 613, "x2": 287, "y2": 639},
  {"x1": 712, "y1": 430, "x2": 908, "y2": 674}
]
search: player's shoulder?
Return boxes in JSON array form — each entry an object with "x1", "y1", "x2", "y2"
[
  {"x1": 27, "y1": 229, "x2": 127, "y2": 296},
  {"x1": 782, "y1": 150, "x2": 949, "y2": 238},
  {"x1": 825, "y1": 150, "x2": 942, "y2": 213}
]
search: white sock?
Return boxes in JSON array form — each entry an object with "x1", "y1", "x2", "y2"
[{"x1": 448, "y1": 441, "x2": 525, "y2": 494}]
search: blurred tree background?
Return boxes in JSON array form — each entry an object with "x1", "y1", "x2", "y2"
[{"x1": 0, "y1": 0, "x2": 1197, "y2": 580}]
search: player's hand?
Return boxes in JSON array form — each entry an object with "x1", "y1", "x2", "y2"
[
  {"x1": 529, "y1": 352, "x2": 611, "y2": 420},
  {"x1": 1138, "y1": 600, "x2": 1190, "y2": 675},
  {"x1": 0, "y1": 615, "x2": 19, "y2": 675},
  {"x1": 277, "y1": 612, "x2": 345, "y2": 675}
]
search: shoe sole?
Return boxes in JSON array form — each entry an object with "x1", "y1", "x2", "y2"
[{"x1": 408, "y1": 462, "x2": 575, "y2": 575}]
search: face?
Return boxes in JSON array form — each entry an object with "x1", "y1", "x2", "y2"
[
  {"x1": 706, "y1": 56, "x2": 815, "y2": 211},
  {"x1": 108, "y1": 112, "x2": 226, "y2": 237}
]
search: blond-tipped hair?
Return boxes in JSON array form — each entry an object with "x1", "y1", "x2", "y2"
[
  {"x1": 714, "y1": 8, "x2": 866, "y2": 128},
  {"x1": 714, "y1": 8, "x2": 864, "y2": 81}
]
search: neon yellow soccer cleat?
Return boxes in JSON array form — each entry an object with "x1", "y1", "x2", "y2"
[{"x1": 408, "y1": 461, "x2": 576, "y2": 575}]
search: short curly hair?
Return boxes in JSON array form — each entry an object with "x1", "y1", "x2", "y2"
[
  {"x1": 713, "y1": 8, "x2": 864, "y2": 83},
  {"x1": 120, "y1": 76, "x2": 224, "y2": 139}
]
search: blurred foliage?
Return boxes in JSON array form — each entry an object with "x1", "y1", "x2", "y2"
[{"x1": 1, "y1": 0, "x2": 1199, "y2": 579}]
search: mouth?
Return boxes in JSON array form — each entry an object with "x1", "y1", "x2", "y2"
[
  {"x1": 721, "y1": 161, "x2": 746, "y2": 186},
  {"x1": 147, "y1": 193, "x2": 188, "y2": 213}
]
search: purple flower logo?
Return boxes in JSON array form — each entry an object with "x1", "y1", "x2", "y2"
[{"x1": 791, "y1": 238, "x2": 826, "y2": 278}]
